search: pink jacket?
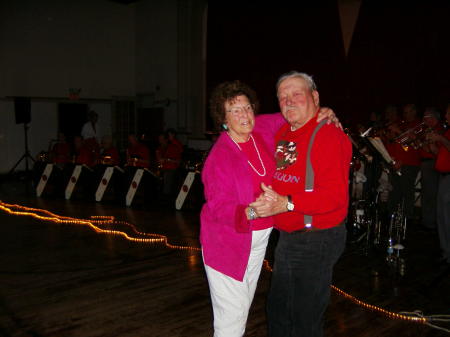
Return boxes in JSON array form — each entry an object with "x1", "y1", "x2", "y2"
[{"x1": 200, "y1": 113, "x2": 285, "y2": 281}]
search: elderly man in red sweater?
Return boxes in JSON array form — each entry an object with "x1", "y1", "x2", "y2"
[{"x1": 251, "y1": 71, "x2": 352, "y2": 337}]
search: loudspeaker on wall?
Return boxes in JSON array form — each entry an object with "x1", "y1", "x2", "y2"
[{"x1": 14, "y1": 97, "x2": 31, "y2": 124}]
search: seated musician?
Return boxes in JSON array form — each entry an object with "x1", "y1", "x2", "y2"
[
  {"x1": 51, "y1": 132, "x2": 72, "y2": 167},
  {"x1": 74, "y1": 136, "x2": 96, "y2": 167},
  {"x1": 91, "y1": 135, "x2": 122, "y2": 201},
  {"x1": 98, "y1": 135, "x2": 120, "y2": 166},
  {"x1": 166, "y1": 128, "x2": 184, "y2": 157},
  {"x1": 156, "y1": 132, "x2": 183, "y2": 201},
  {"x1": 156, "y1": 133, "x2": 183, "y2": 171},
  {"x1": 123, "y1": 134, "x2": 155, "y2": 203},
  {"x1": 57, "y1": 136, "x2": 96, "y2": 199},
  {"x1": 126, "y1": 134, "x2": 150, "y2": 168}
]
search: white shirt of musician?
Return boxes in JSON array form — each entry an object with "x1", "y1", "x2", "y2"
[{"x1": 81, "y1": 122, "x2": 100, "y2": 141}]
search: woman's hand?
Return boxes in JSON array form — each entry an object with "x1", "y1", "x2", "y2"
[
  {"x1": 250, "y1": 183, "x2": 287, "y2": 218},
  {"x1": 317, "y1": 107, "x2": 342, "y2": 130}
]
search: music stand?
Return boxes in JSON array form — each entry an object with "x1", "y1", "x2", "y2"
[{"x1": 9, "y1": 123, "x2": 35, "y2": 177}]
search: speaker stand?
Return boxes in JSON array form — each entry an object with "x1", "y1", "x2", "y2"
[{"x1": 9, "y1": 124, "x2": 35, "y2": 177}]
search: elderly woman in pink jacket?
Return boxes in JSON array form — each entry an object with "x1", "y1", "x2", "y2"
[{"x1": 200, "y1": 80, "x2": 338, "y2": 337}]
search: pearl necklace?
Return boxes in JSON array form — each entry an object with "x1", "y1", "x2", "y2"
[{"x1": 228, "y1": 133, "x2": 267, "y2": 177}]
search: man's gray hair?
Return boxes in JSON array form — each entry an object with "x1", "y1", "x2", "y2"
[
  {"x1": 424, "y1": 107, "x2": 441, "y2": 120},
  {"x1": 276, "y1": 71, "x2": 317, "y2": 93}
]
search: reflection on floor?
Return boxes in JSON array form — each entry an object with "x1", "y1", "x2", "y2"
[{"x1": 0, "y1": 178, "x2": 448, "y2": 336}]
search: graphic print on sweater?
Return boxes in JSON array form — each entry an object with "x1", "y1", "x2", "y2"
[{"x1": 275, "y1": 140, "x2": 298, "y2": 170}]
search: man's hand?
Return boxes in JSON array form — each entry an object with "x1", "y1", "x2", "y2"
[
  {"x1": 426, "y1": 131, "x2": 443, "y2": 143},
  {"x1": 317, "y1": 107, "x2": 342, "y2": 130},
  {"x1": 250, "y1": 183, "x2": 288, "y2": 218}
]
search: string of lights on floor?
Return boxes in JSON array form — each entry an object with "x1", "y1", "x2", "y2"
[{"x1": 1, "y1": 200, "x2": 449, "y2": 332}]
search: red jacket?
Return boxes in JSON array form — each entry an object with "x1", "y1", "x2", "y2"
[
  {"x1": 385, "y1": 120, "x2": 421, "y2": 167},
  {"x1": 386, "y1": 142, "x2": 421, "y2": 166},
  {"x1": 75, "y1": 146, "x2": 95, "y2": 167},
  {"x1": 157, "y1": 142, "x2": 183, "y2": 170},
  {"x1": 52, "y1": 143, "x2": 71, "y2": 164},
  {"x1": 127, "y1": 143, "x2": 150, "y2": 168},
  {"x1": 272, "y1": 117, "x2": 352, "y2": 232}
]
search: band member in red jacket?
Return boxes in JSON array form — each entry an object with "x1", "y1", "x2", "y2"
[
  {"x1": 384, "y1": 104, "x2": 421, "y2": 223},
  {"x1": 73, "y1": 136, "x2": 96, "y2": 167},
  {"x1": 51, "y1": 132, "x2": 72, "y2": 166},
  {"x1": 418, "y1": 108, "x2": 446, "y2": 229},
  {"x1": 156, "y1": 131, "x2": 183, "y2": 200},
  {"x1": 250, "y1": 71, "x2": 352, "y2": 337},
  {"x1": 98, "y1": 135, "x2": 120, "y2": 166},
  {"x1": 126, "y1": 134, "x2": 150, "y2": 168}
]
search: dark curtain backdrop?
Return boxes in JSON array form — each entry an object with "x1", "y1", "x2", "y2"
[{"x1": 206, "y1": 0, "x2": 450, "y2": 129}]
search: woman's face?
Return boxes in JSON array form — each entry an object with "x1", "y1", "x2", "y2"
[{"x1": 223, "y1": 95, "x2": 255, "y2": 142}]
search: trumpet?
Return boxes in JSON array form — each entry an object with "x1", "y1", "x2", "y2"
[{"x1": 393, "y1": 121, "x2": 433, "y2": 151}]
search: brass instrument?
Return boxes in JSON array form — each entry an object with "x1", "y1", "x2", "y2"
[
  {"x1": 101, "y1": 155, "x2": 113, "y2": 165},
  {"x1": 361, "y1": 121, "x2": 399, "y2": 140},
  {"x1": 128, "y1": 157, "x2": 140, "y2": 167},
  {"x1": 393, "y1": 121, "x2": 433, "y2": 151},
  {"x1": 184, "y1": 150, "x2": 209, "y2": 173},
  {"x1": 386, "y1": 201, "x2": 407, "y2": 276}
]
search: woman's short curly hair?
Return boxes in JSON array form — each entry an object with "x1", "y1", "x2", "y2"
[{"x1": 209, "y1": 80, "x2": 259, "y2": 130}]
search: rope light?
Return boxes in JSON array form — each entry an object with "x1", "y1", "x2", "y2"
[{"x1": 0, "y1": 200, "x2": 430, "y2": 324}]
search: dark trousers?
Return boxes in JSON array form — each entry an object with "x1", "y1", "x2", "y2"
[
  {"x1": 420, "y1": 160, "x2": 440, "y2": 228},
  {"x1": 437, "y1": 174, "x2": 450, "y2": 263},
  {"x1": 267, "y1": 225, "x2": 347, "y2": 337}
]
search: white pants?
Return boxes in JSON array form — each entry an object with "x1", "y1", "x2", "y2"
[{"x1": 204, "y1": 227, "x2": 272, "y2": 337}]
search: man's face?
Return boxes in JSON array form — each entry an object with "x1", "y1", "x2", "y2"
[
  {"x1": 385, "y1": 107, "x2": 398, "y2": 123},
  {"x1": 403, "y1": 104, "x2": 417, "y2": 122},
  {"x1": 277, "y1": 77, "x2": 319, "y2": 129},
  {"x1": 74, "y1": 137, "x2": 83, "y2": 149},
  {"x1": 158, "y1": 135, "x2": 167, "y2": 145},
  {"x1": 128, "y1": 135, "x2": 138, "y2": 146},
  {"x1": 423, "y1": 114, "x2": 438, "y2": 127},
  {"x1": 102, "y1": 138, "x2": 112, "y2": 149}
]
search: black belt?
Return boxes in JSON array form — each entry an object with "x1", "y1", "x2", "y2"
[{"x1": 292, "y1": 221, "x2": 345, "y2": 234}]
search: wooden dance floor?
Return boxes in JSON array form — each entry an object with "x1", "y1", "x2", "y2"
[{"x1": 0, "y1": 180, "x2": 448, "y2": 336}]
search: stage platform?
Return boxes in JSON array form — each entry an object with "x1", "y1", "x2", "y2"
[{"x1": 0, "y1": 177, "x2": 448, "y2": 336}]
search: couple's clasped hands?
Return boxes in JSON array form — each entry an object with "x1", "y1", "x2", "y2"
[{"x1": 250, "y1": 183, "x2": 289, "y2": 218}]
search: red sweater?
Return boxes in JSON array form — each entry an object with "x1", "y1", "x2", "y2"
[{"x1": 272, "y1": 117, "x2": 352, "y2": 232}]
